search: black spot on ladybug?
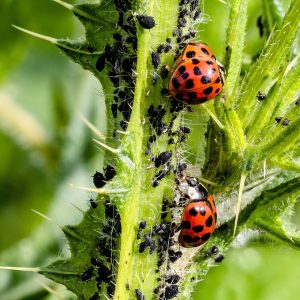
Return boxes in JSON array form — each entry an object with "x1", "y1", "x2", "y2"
[
  {"x1": 206, "y1": 60, "x2": 213, "y2": 65},
  {"x1": 192, "y1": 236, "x2": 201, "y2": 243},
  {"x1": 198, "y1": 97, "x2": 208, "y2": 103},
  {"x1": 181, "y1": 72, "x2": 189, "y2": 80},
  {"x1": 185, "y1": 79, "x2": 194, "y2": 89},
  {"x1": 187, "y1": 92, "x2": 197, "y2": 100},
  {"x1": 203, "y1": 86, "x2": 213, "y2": 95},
  {"x1": 96, "y1": 53, "x2": 106, "y2": 72},
  {"x1": 214, "y1": 212, "x2": 217, "y2": 223},
  {"x1": 215, "y1": 88, "x2": 220, "y2": 94},
  {"x1": 215, "y1": 254, "x2": 225, "y2": 263},
  {"x1": 192, "y1": 58, "x2": 200, "y2": 64},
  {"x1": 181, "y1": 220, "x2": 191, "y2": 229},
  {"x1": 165, "y1": 285, "x2": 179, "y2": 299},
  {"x1": 82, "y1": 266, "x2": 94, "y2": 281},
  {"x1": 137, "y1": 15, "x2": 155, "y2": 29},
  {"x1": 205, "y1": 215, "x2": 213, "y2": 227},
  {"x1": 135, "y1": 289, "x2": 145, "y2": 300},
  {"x1": 201, "y1": 232, "x2": 211, "y2": 241},
  {"x1": 201, "y1": 47, "x2": 209, "y2": 56},
  {"x1": 192, "y1": 225, "x2": 204, "y2": 233},
  {"x1": 178, "y1": 65, "x2": 186, "y2": 74},
  {"x1": 193, "y1": 66, "x2": 201, "y2": 75},
  {"x1": 151, "y1": 52, "x2": 160, "y2": 68},
  {"x1": 182, "y1": 234, "x2": 193, "y2": 243},
  {"x1": 172, "y1": 78, "x2": 181, "y2": 89},
  {"x1": 189, "y1": 207, "x2": 198, "y2": 216},
  {"x1": 215, "y1": 77, "x2": 221, "y2": 83},
  {"x1": 93, "y1": 171, "x2": 106, "y2": 188},
  {"x1": 186, "y1": 51, "x2": 196, "y2": 58},
  {"x1": 201, "y1": 75, "x2": 211, "y2": 84}
]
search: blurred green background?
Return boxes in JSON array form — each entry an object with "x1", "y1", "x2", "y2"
[{"x1": 0, "y1": 0, "x2": 299, "y2": 299}]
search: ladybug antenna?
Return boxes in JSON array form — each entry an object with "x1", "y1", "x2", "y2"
[{"x1": 233, "y1": 173, "x2": 247, "y2": 236}]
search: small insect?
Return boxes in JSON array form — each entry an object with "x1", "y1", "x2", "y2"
[
  {"x1": 168, "y1": 42, "x2": 224, "y2": 104},
  {"x1": 256, "y1": 91, "x2": 266, "y2": 101},
  {"x1": 178, "y1": 182, "x2": 217, "y2": 247},
  {"x1": 93, "y1": 171, "x2": 106, "y2": 188},
  {"x1": 136, "y1": 15, "x2": 156, "y2": 29},
  {"x1": 151, "y1": 51, "x2": 161, "y2": 68},
  {"x1": 82, "y1": 266, "x2": 94, "y2": 281},
  {"x1": 96, "y1": 53, "x2": 106, "y2": 72},
  {"x1": 135, "y1": 289, "x2": 145, "y2": 300}
]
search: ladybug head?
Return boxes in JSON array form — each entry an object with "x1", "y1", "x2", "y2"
[
  {"x1": 187, "y1": 177, "x2": 208, "y2": 200},
  {"x1": 217, "y1": 61, "x2": 225, "y2": 86}
]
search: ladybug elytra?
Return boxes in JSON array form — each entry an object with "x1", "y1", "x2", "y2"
[
  {"x1": 178, "y1": 181, "x2": 217, "y2": 248},
  {"x1": 168, "y1": 42, "x2": 224, "y2": 104}
]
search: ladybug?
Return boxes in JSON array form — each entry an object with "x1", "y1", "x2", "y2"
[
  {"x1": 169, "y1": 42, "x2": 224, "y2": 104},
  {"x1": 178, "y1": 182, "x2": 217, "y2": 248}
]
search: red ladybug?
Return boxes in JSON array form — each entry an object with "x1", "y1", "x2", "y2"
[
  {"x1": 178, "y1": 193, "x2": 217, "y2": 248},
  {"x1": 169, "y1": 42, "x2": 224, "y2": 104}
]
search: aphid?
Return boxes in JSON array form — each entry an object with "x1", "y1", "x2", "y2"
[
  {"x1": 161, "y1": 65, "x2": 170, "y2": 79},
  {"x1": 89, "y1": 198, "x2": 98, "y2": 209},
  {"x1": 93, "y1": 171, "x2": 106, "y2": 188},
  {"x1": 295, "y1": 98, "x2": 300, "y2": 105},
  {"x1": 193, "y1": 8, "x2": 202, "y2": 20},
  {"x1": 178, "y1": 183, "x2": 217, "y2": 247},
  {"x1": 169, "y1": 42, "x2": 224, "y2": 104},
  {"x1": 257, "y1": 15, "x2": 264, "y2": 37},
  {"x1": 157, "y1": 44, "x2": 166, "y2": 54},
  {"x1": 205, "y1": 245, "x2": 219, "y2": 257},
  {"x1": 152, "y1": 51, "x2": 161, "y2": 68},
  {"x1": 256, "y1": 91, "x2": 266, "y2": 101},
  {"x1": 136, "y1": 15, "x2": 156, "y2": 29},
  {"x1": 155, "y1": 151, "x2": 172, "y2": 167},
  {"x1": 214, "y1": 254, "x2": 225, "y2": 263},
  {"x1": 178, "y1": 17, "x2": 187, "y2": 28},
  {"x1": 104, "y1": 164, "x2": 116, "y2": 181},
  {"x1": 165, "y1": 274, "x2": 181, "y2": 284},
  {"x1": 135, "y1": 289, "x2": 145, "y2": 300},
  {"x1": 164, "y1": 284, "x2": 179, "y2": 299},
  {"x1": 168, "y1": 249, "x2": 183, "y2": 262},
  {"x1": 164, "y1": 44, "x2": 172, "y2": 53},
  {"x1": 82, "y1": 266, "x2": 94, "y2": 281},
  {"x1": 96, "y1": 53, "x2": 106, "y2": 72},
  {"x1": 139, "y1": 220, "x2": 147, "y2": 229}
]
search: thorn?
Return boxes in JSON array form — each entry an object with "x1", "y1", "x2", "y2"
[
  {"x1": 12, "y1": 25, "x2": 58, "y2": 44},
  {"x1": 93, "y1": 139, "x2": 120, "y2": 154},
  {"x1": 71, "y1": 203, "x2": 85, "y2": 214},
  {"x1": 12, "y1": 25, "x2": 102, "y2": 55},
  {"x1": 263, "y1": 160, "x2": 267, "y2": 178},
  {"x1": 69, "y1": 183, "x2": 128, "y2": 194},
  {"x1": 233, "y1": 173, "x2": 247, "y2": 236},
  {"x1": 78, "y1": 112, "x2": 105, "y2": 139},
  {"x1": 32, "y1": 209, "x2": 55, "y2": 223},
  {"x1": 116, "y1": 130, "x2": 129, "y2": 135},
  {"x1": 198, "y1": 177, "x2": 218, "y2": 187},
  {"x1": 52, "y1": 0, "x2": 103, "y2": 24},
  {"x1": 202, "y1": 103, "x2": 225, "y2": 130},
  {"x1": 0, "y1": 266, "x2": 40, "y2": 272}
]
